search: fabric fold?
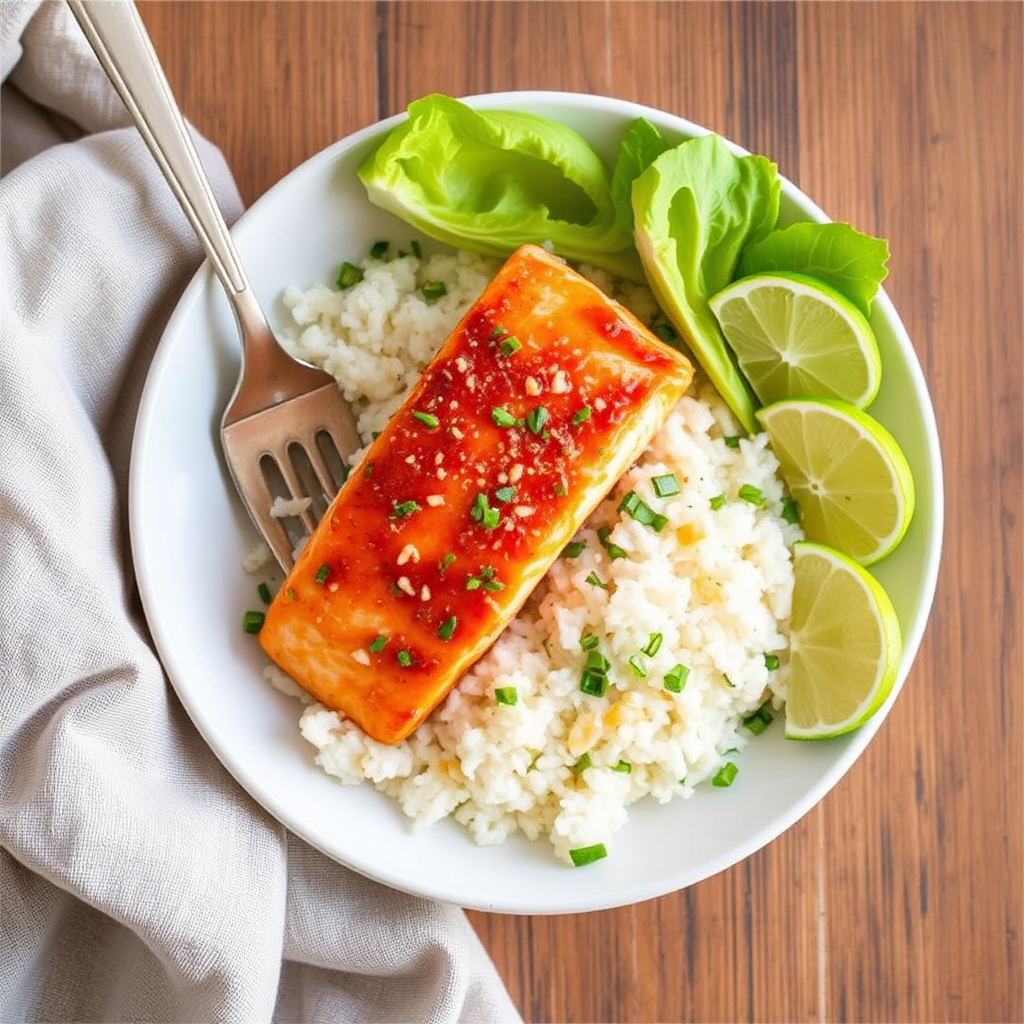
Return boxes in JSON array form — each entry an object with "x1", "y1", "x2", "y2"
[{"x1": 0, "y1": 3, "x2": 519, "y2": 1021}]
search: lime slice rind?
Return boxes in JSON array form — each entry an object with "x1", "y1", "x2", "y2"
[
  {"x1": 709, "y1": 271, "x2": 883, "y2": 409},
  {"x1": 784, "y1": 541, "x2": 902, "y2": 740},
  {"x1": 756, "y1": 397, "x2": 915, "y2": 566}
]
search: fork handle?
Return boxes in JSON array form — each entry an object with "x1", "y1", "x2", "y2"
[{"x1": 66, "y1": 0, "x2": 281, "y2": 380}]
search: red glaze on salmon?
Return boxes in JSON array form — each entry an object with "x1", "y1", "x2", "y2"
[{"x1": 258, "y1": 244, "x2": 694, "y2": 743}]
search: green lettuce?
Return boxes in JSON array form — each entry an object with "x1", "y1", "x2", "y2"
[
  {"x1": 738, "y1": 222, "x2": 890, "y2": 317},
  {"x1": 632, "y1": 134, "x2": 781, "y2": 433},
  {"x1": 610, "y1": 117, "x2": 669, "y2": 231},
  {"x1": 358, "y1": 95, "x2": 643, "y2": 280}
]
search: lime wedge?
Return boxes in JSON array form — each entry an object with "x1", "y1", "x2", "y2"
[
  {"x1": 709, "y1": 272, "x2": 882, "y2": 408},
  {"x1": 785, "y1": 541, "x2": 902, "y2": 739},
  {"x1": 756, "y1": 397, "x2": 915, "y2": 565}
]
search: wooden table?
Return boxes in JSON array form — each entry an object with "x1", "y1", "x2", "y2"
[{"x1": 137, "y1": 3, "x2": 1022, "y2": 1021}]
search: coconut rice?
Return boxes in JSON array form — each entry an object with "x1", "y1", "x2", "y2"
[{"x1": 264, "y1": 246, "x2": 802, "y2": 865}]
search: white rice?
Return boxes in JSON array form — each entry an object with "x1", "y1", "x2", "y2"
[{"x1": 272, "y1": 247, "x2": 802, "y2": 865}]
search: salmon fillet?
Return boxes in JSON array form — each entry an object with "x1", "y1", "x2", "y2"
[{"x1": 258, "y1": 244, "x2": 693, "y2": 743}]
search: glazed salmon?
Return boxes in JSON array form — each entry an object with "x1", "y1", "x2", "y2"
[{"x1": 258, "y1": 244, "x2": 693, "y2": 743}]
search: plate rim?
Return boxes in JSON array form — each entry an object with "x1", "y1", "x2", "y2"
[{"x1": 128, "y1": 90, "x2": 944, "y2": 914}]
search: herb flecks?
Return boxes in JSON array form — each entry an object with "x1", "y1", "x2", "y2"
[
  {"x1": 412, "y1": 410, "x2": 440, "y2": 429},
  {"x1": 336, "y1": 262, "x2": 363, "y2": 289},
  {"x1": 470, "y1": 492, "x2": 500, "y2": 529},
  {"x1": 390, "y1": 499, "x2": 422, "y2": 519},
  {"x1": 618, "y1": 491, "x2": 668, "y2": 532}
]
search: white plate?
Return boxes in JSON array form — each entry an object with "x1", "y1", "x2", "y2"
[{"x1": 130, "y1": 92, "x2": 943, "y2": 914}]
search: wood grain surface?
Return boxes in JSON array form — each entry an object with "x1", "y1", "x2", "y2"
[{"x1": 135, "y1": 3, "x2": 1022, "y2": 1021}]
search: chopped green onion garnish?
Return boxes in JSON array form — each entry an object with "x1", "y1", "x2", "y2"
[
  {"x1": 744, "y1": 715, "x2": 770, "y2": 736},
  {"x1": 242, "y1": 610, "x2": 264, "y2": 634},
  {"x1": 579, "y1": 670, "x2": 609, "y2": 697},
  {"x1": 495, "y1": 686, "x2": 518, "y2": 706},
  {"x1": 314, "y1": 564, "x2": 331, "y2": 585},
  {"x1": 573, "y1": 753, "x2": 592, "y2": 775},
  {"x1": 410, "y1": 239, "x2": 422, "y2": 258},
  {"x1": 642, "y1": 632, "x2": 663, "y2": 657},
  {"x1": 339, "y1": 462, "x2": 352, "y2": 482},
  {"x1": 466, "y1": 568, "x2": 504, "y2": 592},
  {"x1": 489, "y1": 324, "x2": 508, "y2": 340},
  {"x1": 618, "y1": 492, "x2": 641, "y2": 517},
  {"x1": 652, "y1": 473, "x2": 681, "y2": 497},
  {"x1": 738, "y1": 484, "x2": 767, "y2": 507},
  {"x1": 782, "y1": 497, "x2": 802, "y2": 524},
  {"x1": 743, "y1": 703, "x2": 775, "y2": 735},
  {"x1": 285, "y1": 588, "x2": 296, "y2": 601},
  {"x1": 363, "y1": 463, "x2": 374, "y2": 478},
  {"x1": 712, "y1": 762, "x2": 739, "y2": 787},
  {"x1": 653, "y1": 323, "x2": 677, "y2": 344},
  {"x1": 336, "y1": 262, "x2": 363, "y2": 289},
  {"x1": 664, "y1": 663, "x2": 690, "y2": 693},
  {"x1": 569, "y1": 843, "x2": 608, "y2": 867},
  {"x1": 580, "y1": 633, "x2": 600, "y2": 651},
  {"x1": 525, "y1": 406, "x2": 549, "y2": 435},
  {"x1": 628, "y1": 654, "x2": 647, "y2": 677},
  {"x1": 397, "y1": 649, "x2": 412, "y2": 667},
  {"x1": 493, "y1": 485, "x2": 517, "y2": 503},
  {"x1": 618, "y1": 490, "x2": 668, "y2": 532},
  {"x1": 553, "y1": 481, "x2": 567, "y2": 497},
  {"x1": 709, "y1": 494, "x2": 726, "y2": 510},
  {"x1": 611, "y1": 760, "x2": 632, "y2": 773},
  {"x1": 764, "y1": 652, "x2": 780, "y2": 671},
  {"x1": 597, "y1": 526, "x2": 627, "y2": 560},
  {"x1": 421, "y1": 281, "x2": 446, "y2": 300},
  {"x1": 412, "y1": 410, "x2": 439, "y2": 429},
  {"x1": 491, "y1": 406, "x2": 518, "y2": 428},
  {"x1": 390, "y1": 499, "x2": 422, "y2": 519},
  {"x1": 584, "y1": 571, "x2": 608, "y2": 590},
  {"x1": 470, "y1": 492, "x2": 500, "y2": 529},
  {"x1": 369, "y1": 240, "x2": 389, "y2": 259},
  {"x1": 437, "y1": 616, "x2": 458, "y2": 641},
  {"x1": 579, "y1": 651, "x2": 610, "y2": 697},
  {"x1": 257, "y1": 582, "x2": 272, "y2": 605},
  {"x1": 723, "y1": 673, "x2": 735, "y2": 687},
  {"x1": 563, "y1": 540, "x2": 587, "y2": 558},
  {"x1": 439, "y1": 552, "x2": 456, "y2": 573},
  {"x1": 369, "y1": 635, "x2": 388, "y2": 652},
  {"x1": 499, "y1": 335, "x2": 522, "y2": 356},
  {"x1": 572, "y1": 406, "x2": 592, "y2": 425},
  {"x1": 723, "y1": 435, "x2": 742, "y2": 449}
]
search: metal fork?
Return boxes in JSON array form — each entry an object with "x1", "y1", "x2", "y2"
[{"x1": 67, "y1": 0, "x2": 359, "y2": 570}]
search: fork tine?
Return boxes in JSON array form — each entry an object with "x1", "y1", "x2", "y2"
[
  {"x1": 304, "y1": 436, "x2": 339, "y2": 507},
  {"x1": 221, "y1": 384, "x2": 360, "y2": 570},
  {"x1": 273, "y1": 453, "x2": 318, "y2": 537},
  {"x1": 243, "y1": 459, "x2": 296, "y2": 571}
]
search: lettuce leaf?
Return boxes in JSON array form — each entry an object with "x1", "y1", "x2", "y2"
[
  {"x1": 358, "y1": 94, "x2": 642, "y2": 280},
  {"x1": 632, "y1": 134, "x2": 781, "y2": 433},
  {"x1": 738, "y1": 222, "x2": 890, "y2": 317},
  {"x1": 610, "y1": 118, "x2": 669, "y2": 231}
]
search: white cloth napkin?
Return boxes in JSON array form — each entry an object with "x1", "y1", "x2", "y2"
[{"x1": 0, "y1": 4, "x2": 521, "y2": 1021}]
